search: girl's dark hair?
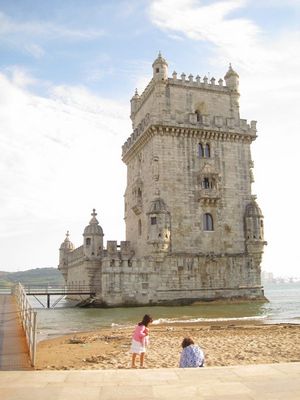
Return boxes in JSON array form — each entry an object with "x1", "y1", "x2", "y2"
[
  {"x1": 138, "y1": 314, "x2": 153, "y2": 327},
  {"x1": 181, "y1": 337, "x2": 194, "y2": 348}
]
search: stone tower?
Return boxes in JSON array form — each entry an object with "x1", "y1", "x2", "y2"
[
  {"x1": 59, "y1": 53, "x2": 266, "y2": 306},
  {"x1": 122, "y1": 52, "x2": 266, "y2": 297}
]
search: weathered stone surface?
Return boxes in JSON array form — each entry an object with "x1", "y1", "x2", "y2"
[{"x1": 58, "y1": 54, "x2": 266, "y2": 306}]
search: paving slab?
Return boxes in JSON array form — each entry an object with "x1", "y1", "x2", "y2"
[{"x1": 0, "y1": 362, "x2": 300, "y2": 400}]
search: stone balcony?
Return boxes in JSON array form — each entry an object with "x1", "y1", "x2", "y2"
[{"x1": 195, "y1": 188, "x2": 220, "y2": 205}]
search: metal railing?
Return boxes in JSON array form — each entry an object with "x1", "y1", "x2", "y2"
[
  {"x1": 14, "y1": 283, "x2": 37, "y2": 367},
  {"x1": 22, "y1": 284, "x2": 94, "y2": 294}
]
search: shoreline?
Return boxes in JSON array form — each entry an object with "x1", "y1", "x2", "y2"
[
  {"x1": 36, "y1": 321, "x2": 300, "y2": 370},
  {"x1": 35, "y1": 317, "x2": 269, "y2": 343},
  {"x1": 36, "y1": 316, "x2": 300, "y2": 343}
]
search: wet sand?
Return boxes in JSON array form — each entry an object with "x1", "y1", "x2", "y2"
[{"x1": 35, "y1": 322, "x2": 300, "y2": 370}]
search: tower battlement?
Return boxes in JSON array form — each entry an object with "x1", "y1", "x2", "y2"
[{"x1": 125, "y1": 54, "x2": 253, "y2": 161}]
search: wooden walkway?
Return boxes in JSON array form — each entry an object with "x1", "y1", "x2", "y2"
[{"x1": 0, "y1": 294, "x2": 32, "y2": 370}]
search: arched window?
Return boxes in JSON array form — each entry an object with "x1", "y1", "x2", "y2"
[
  {"x1": 86, "y1": 238, "x2": 91, "y2": 246},
  {"x1": 138, "y1": 219, "x2": 142, "y2": 236},
  {"x1": 203, "y1": 213, "x2": 214, "y2": 231},
  {"x1": 198, "y1": 143, "x2": 204, "y2": 158},
  {"x1": 205, "y1": 144, "x2": 210, "y2": 158}
]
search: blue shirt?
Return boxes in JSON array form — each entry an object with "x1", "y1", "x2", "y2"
[{"x1": 179, "y1": 344, "x2": 205, "y2": 368}]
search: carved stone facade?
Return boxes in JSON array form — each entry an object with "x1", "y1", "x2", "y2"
[{"x1": 58, "y1": 54, "x2": 267, "y2": 306}]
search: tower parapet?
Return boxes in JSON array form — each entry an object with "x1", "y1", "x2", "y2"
[{"x1": 122, "y1": 55, "x2": 254, "y2": 161}]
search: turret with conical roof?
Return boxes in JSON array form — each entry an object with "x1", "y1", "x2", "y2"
[
  {"x1": 152, "y1": 51, "x2": 168, "y2": 81},
  {"x1": 60, "y1": 231, "x2": 74, "y2": 251},
  {"x1": 244, "y1": 196, "x2": 266, "y2": 244},
  {"x1": 59, "y1": 231, "x2": 74, "y2": 270},
  {"x1": 83, "y1": 209, "x2": 104, "y2": 257},
  {"x1": 130, "y1": 88, "x2": 140, "y2": 122},
  {"x1": 146, "y1": 189, "x2": 171, "y2": 253},
  {"x1": 224, "y1": 63, "x2": 239, "y2": 91}
]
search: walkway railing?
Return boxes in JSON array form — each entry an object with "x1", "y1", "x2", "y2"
[
  {"x1": 22, "y1": 284, "x2": 96, "y2": 308},
  {"x1": 23, "y1": 284, "x2": 94, "y2": 294},
  {"x1": 14, "y1": 283, "x2": 37, "y2": 367}
]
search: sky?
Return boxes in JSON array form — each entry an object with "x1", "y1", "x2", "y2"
[{"x1": 0, "y1": 0, "x2": 299, "y2": 278}]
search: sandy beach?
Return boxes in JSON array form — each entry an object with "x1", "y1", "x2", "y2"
[{"x1": 35, "y1": 322, "x2": 300, "y2": 370}]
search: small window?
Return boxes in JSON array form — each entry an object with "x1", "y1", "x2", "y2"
[
  {"x1": 205, "y1": 144, "x2": 210, "y2": 158},
  {"x1": 137, "y1": 188, "x2": 142, "y2": 199},
  {"x1": 203, "y1": 213, "x2": 214, "y2": 231},
  {"x1": 86, "y1": 238, "x2": 91, "y2": 246},
  {"x1": 138, "y1": 219, "x2": 142, "y2": 236},
  {"x1": 198, "y1": 143, "x2": 204, "y2": 158},
  {"x1": 156, "y1": 68, "x2": 159, "y2": 73},
  {"x1": 195, "y1": 111, "x2": 201, "y2": 122},
  {"x1": 202, "y1": 177, "x2": 210, "y2": 189},
  {"x1": 151, "y1": 216, "x2": 157, "y2": 225}
]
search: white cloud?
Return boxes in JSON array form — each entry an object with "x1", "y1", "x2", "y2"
[
  {"x1": 149, "y1": 0, "x2": 259, "y2": 61},
  {"x1": 0, "y1": 70, "x2": 131, "y2": 269}
]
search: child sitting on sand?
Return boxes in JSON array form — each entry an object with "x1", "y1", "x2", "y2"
[
  {"x1": 130, "y1": 314, "x2": 153, "y2": 368},
  {"x1": 179, "y1": 337, "x2": 205, "y2": 368}
]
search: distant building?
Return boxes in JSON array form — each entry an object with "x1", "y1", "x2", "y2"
[
  {"x1": 262, "y1": 271, "x2": 275, "y2": 283},
  {"x1": 58, "y1": 53, "x2": 267, "y2": 306}
]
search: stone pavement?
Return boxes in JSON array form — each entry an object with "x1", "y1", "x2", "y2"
[{"x1": 0, "y1": 362, "x2": 300, "y2": 400}]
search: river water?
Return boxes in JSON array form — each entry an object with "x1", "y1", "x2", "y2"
[{"x1": 30, "y1": 282, "x2": 300, "y2": 341}]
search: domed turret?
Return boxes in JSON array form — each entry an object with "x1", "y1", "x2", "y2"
[
  {"x1": 244, "y1": 198, "x2": 264, "y2": 241},
  {"x1": 130, "y1": 88, "x2": 140, "y2": 121},
  {"x1": 59, "y1": 231, "x2": 74, "y2": 265},
  {"x1": 245, "y1": 201, "x2": 263, "y2": 219},
  {"x1": 152, "y1": 51, "x2": 168, "y2": 81},
  {"x1": 147, "y1": 190, "x2": 171, "y2": 253},
  {"x1": 83, "y1": 209, "x2": 104, "y2": 257},
  {"x1": 60, "y1": 231, "x2": 74, "y2": 251},
  {"x1": 224, "y1": 63, "x2": 239, "y2": 91}
]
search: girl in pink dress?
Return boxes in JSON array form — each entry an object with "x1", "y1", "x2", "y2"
[{"x1": 130, "y1": 314, "x2": 153, "y2": 368}]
